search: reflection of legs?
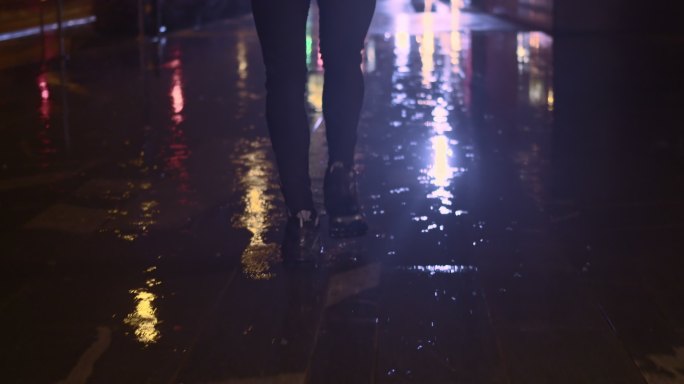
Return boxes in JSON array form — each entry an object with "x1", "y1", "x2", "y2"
[
  {"x1": 318, "y1": 0, "x2": 376, "y2": 168},
  {"x1": 251, "y1": 0, "x2": 313, "y2": 215}
]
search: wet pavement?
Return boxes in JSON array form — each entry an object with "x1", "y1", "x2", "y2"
[{"x1": 1, "y1": 0, "x2": 684, "y2": 383}]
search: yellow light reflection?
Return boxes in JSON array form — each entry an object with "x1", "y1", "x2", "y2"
[
  {"x1": 516, "y1": 33, "x2": 529, "y2": 67},
  {"x1": 529, "y1": 77, "x2": 545, "y2": 106},
  {"x1": 394, "y1": 14, "x2": 410, "y2": 72},
  {"x1": 429, "y1": 135, "x2": 455, "y2": 187},
  {"x1": 413, "y1": 0, "x2": 467, "y2": 216},
  {"x1": 451, "y1": 0, "x2": 462, "y2": 22},
  {"x1": 529, "y1": 32, "x2": 541, "y2": 50},
  {"x1": 307, "y1": 72, "x2": 324, "y2": 113},
  {"x1": 431, "y1": 101, "x2": 452, "y2": 134},
  {"x1": 420, "y1": 0, "x2": 435, "y2": 87},
  {"x1": 520, "y1": 31, "x2": 552, "y2": 108},
  {"x1": 137, "y1": 200, "x2": 159, "y2": 232},
  {"x1": 237, "y1": 36, "x2": 248, "y2": 82},
  {"x1": 235, "y1": 31, "x2": 253, "y2": 121},
  {"x1": 116, "y1": 199, "x2": 159, "y2": 242},
  {"x1": 234, "y1": 143, "x2": 280, "y2": 280},
  {"x1": 427, "y1": 134, "x2": 459, "y2": 206},
  {"x1": 124, "y1": 282, "x2": 161, "y2": 346},
  {"x1": 547, "y1": 87, "x2": 555, "y2": 111},
  {"x1": 449, "y1": 0, "x2": 463, "y2": 69},
  {"x1": 450, "y1": 31, "x2": 461, "y2": 68}
]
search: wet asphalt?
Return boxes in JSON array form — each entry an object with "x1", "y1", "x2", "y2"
[{"x1": 1, "y1": 0, "x2": 684, "y2": 383}]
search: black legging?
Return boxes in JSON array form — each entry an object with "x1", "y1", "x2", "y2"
[{"x1": 251, "y1": 0, "x2": 376, "y2": 215}]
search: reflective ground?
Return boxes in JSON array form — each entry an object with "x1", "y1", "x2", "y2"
[{"x1": 1, "y1": 0, "x2": 684, "y2": 383}]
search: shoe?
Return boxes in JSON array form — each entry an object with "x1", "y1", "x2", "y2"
[
  {"x1": 281, "y1": 210, "x2": 321, "y2": 262},
  {"x1": 324, "y1": 162, "x2": 368, "y2": 238}
]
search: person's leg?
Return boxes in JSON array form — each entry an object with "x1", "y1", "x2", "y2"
[
  {"x1": 317, "y1": 0, "x2": 376, "y2": 168},
  {"x1": 251, "y1": 0, "x2": 314, "y2": 215},
  {"x1": 252, "y1": 0, "x2": 321, "y2": 261},
  {"x1": 318, "y1": 0, "x2": 375, "y2": 237}
]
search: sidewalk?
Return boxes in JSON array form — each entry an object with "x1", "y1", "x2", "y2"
[{"x1": 1, "y1": 0, "x2": 683, "y2": 382}]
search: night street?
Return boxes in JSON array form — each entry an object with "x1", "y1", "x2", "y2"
[{"x1": 1, "y1": 0, "x2": 683, "y2": 383}]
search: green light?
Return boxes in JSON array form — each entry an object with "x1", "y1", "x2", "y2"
[{"x1": 306, "y1": 35, "x2": 313, "y2": 67}]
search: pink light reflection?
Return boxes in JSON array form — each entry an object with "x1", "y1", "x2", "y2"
[
  {"x1": 171, "y1": 70, "x2": 184, "y2": 118},
  {"x1": 38, "y1": 73, "x2": 50, "y2": 121},
  {"x1": 164, "y1": 52, "x2": 195, "y2": 206}
]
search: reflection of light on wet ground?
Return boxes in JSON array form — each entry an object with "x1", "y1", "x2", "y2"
[
  {"x1": 305, "y1": 14, "x2": 323, "y2": 114},
  {"x1": 512, "y1": 31, "x2": 554, "y2": 208},
  {"x1": 235, "y1": 31, "x2": 256, "y2": 120},
  {"x1": 413, "y1": 208, "x2": 467, "y2": 222},
  {"x1": 171, "y1": 74, "x2": 183, "y2": 117},
  {"x1": 98, "y1": 179, "x2": 158, "y2": 240},
  {"x1": 137, "y1": 200, "x2": 159, "y2": 230},
  {"x1": 308, "y1": 73, "x2": 323, "y2": 114},
  {"x1": 124, "y1": 277, "x2": 161, "y2": 346},
  {"x1": 168, "y1": 58, "x2": 184, "y2": 123},
  {"x1": 431, "y1": 101, "x2": 451, "y2": 133},
  {"x1": 391, "y1": 2, "x2": 470, "y2": 217},
  {"x1": 95, "y1": 177, "x2": 161, "y2": 242},
  {"x1": 428, "y1": 135, "x2": 458, "y2": 187},
  {"x1": 233, "y1": 139, "x2": 282, "y2": 280},
  {"x1": 529, "y1": 32, "x2": 541, "y2": 49},
  {"x1": 306, "y1": 9, "x2": 318, "y2": 70},
  {"x1": 117, "y1": 199, "x2": 159, "y2": 242},
  {"x1": 306, "y1": 8, "x2": 323, "y2": 71},
  {"x1": 365, "y1": 38, "x2": 376, "y2": 73},
  {"x1": 518, "y1": 32, "x2": 554, "y2": 109},
  {"x1": 166, "y1": 128, "x2": 193, "y2": 203},
  {"x1": 165, "y1": 51, "x2": 196, "y2": 205},
  {"x1": 451, "y1": 0, "x2": 462, "y2": 26},
  {"x1": 237, "y1": 35, "x2": 248, "y2": 82},
  {"x1": 36, "y1": 68, "x2": 56, "y2": 163},
  {"x1": 517, "y1": 33, "x2": 529, "y2": 69},
  {"x1": 394, "y1": 14, "x2": 410, "y2": 73},
  {"x1": 418, "y1": 5, "x2": 462, "y2": 209},
  {"x1": 38, "y1": 73, "x2": 50, "y2": 103},
  {"x1": 426, "y1": 103, "x2": 461, "y2": 208},
  {"x1": 306, "y1": 35, "x2": 314, "y2": 68},
  {"x1": 419, "y1": 1, "x2": 435, "y2": 87},
  {"x1": 529, "y1": 77, "x2": 545, "y2": 106},
  {"x1": 398, "y1": 265, "x2": 478, "y2": 275},
  {"x1": 450, "y1": 30, "x2": 461, "y2": 68}
]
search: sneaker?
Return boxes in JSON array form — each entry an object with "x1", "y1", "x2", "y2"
[
  {"x1": 324, "y1": 162, "x2": 368, "y2": 238},
  {"x1": 281, "y1": 210, "x2": 321, "y2": 262}
]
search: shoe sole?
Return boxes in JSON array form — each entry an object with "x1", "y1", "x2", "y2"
[{"x1": 329, "y1": 214, "x2": 368, "y2": 238}]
